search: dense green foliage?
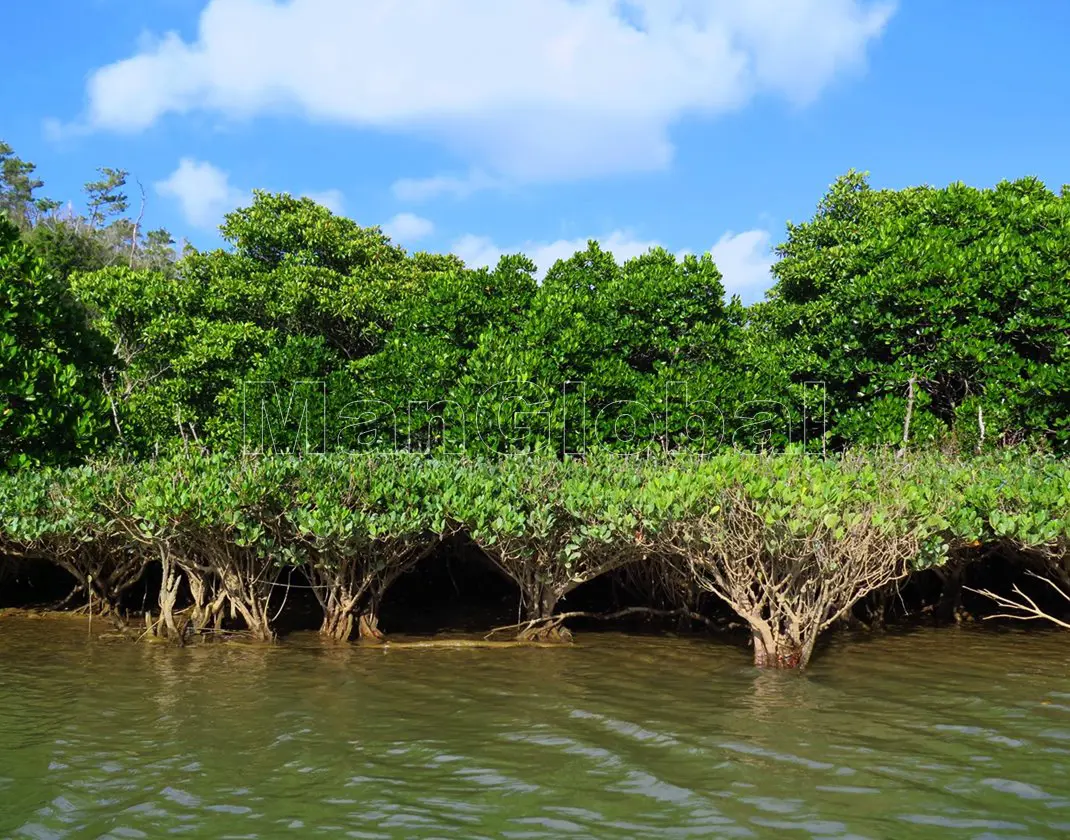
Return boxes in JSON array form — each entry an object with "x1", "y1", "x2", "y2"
[
  {"x1": 2, "y1": 138, "x2": 1068, "y2": 458},
  {"x1": 0, "y1": 217, "x2": 110, "y2": 468},
  {"x1": 2, "y1": 143, "x2": 177, "y2": 465},
  {"x1": 2, "y1": 452, "x2": 1068, "y2": 664},
  {"x1": 67, "y1": 210, "x2": 764, "y2": 456},
  {"x1": 766, "y1": 172, "x2": 1070, "y2": 450},
  {"x1": 3, "y1": 141, "x2": 1070, "y2": 666}
]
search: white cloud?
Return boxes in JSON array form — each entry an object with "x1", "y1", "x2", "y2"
[
  {"x1": 391, "y1": 170, "x2": 504, "y2": 203},
  {"x1": 709, "y1": 230, "x2": 775, "y2": 304},
  {"x1": 156, "y1": 158, "x2": 346, "y2": 229},
  {"x1": 302, "y1": 189, "x2": 345, "y2": 214},
  {"x1": 382, "y1": 212, "x2": 435, "y2": 244},
  {"x1": 450, "y1": 234, "x2": 509, "y2": 271},
  {"x1": 84, "y1": 0, "x2": 894, "y2": 181},
  {"x1": 155, "y1": 158, "x2": 246, "y2": 229},
  {"x1": 453, "y1": 228, "x2": 775, "y2": 302}
]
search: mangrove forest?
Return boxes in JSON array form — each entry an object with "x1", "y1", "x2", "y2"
[{"x1": 2, "y1": 141, "x2": 1070, "y2": 668}]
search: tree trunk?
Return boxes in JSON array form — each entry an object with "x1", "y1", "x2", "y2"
[
  {"x1": 518, "y1": 588, "x2": 571, "y2": 642},
  {"x1": 221, "y1": 581, "x2": 274, "y2": 642},
  {"x1": 751, "y1": 628, "x2": 804, "y2": 669},
  {"x1": 152, "y1": 553, "x2": 183, "y2": 644},
  {"x1": 212, "y1": 562, "x2": 277, "y2": 643},
  {"x1": 318, "y1": 593, "x2": 383, "y2": 643},
  {"x1": 321, "y1": 605, "x2": 355, "y2": 642},
  {"x1": 187, "y1": 571, "x2": 226, "y2": 634},
  {"x1": 230, "y1": 599, "x2": 275, "y2": 642},
  {"x1": 314, "y1": 578, "x2": 368, "y2": 642},
  {"x1": 357, "y1": 609, "x2": 385, "y2": 641},
  {"x1": 158, "y1": 556, "x2": 181, "y2": 642}
]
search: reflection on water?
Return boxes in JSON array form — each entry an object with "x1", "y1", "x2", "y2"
[{"x1": 1, "y1": 616, "x2": 1070, "y2": 838}]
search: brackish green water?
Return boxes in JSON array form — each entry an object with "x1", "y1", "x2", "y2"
[{"x1": 2, "y1": 616, "x2": 1070, "y2": 839}]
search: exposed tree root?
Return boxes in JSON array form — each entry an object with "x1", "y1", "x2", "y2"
[
  {"x1": 474, "y1": 539, "x2": 642, "y2": 642},
  {"x1": 358, "y1": 610, "x2": 385, "y2": 641},
  {"x1": 485, "y1": 606, "x2": 718, "y2": 642},
  {"x1": 306, "y1": 540, "x2": 438, "y2": 642},
  {"x1": 666, "y1": 495, "x2": 916, "y2": 669},
  {"x1": 17, "y1": 540, "x2": 148, "y2": 619}
]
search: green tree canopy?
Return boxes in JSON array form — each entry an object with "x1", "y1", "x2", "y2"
[
  {"x1": 0, "y1": 216, "x2": 110, "y2": 468},
  {"x1": 766, "y1": 171, "x2": 1070, "y2": 451}
]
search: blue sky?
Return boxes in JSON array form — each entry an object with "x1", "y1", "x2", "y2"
[{"x1": 3, "y1": 0, "x2": 1069, "y2": 302}]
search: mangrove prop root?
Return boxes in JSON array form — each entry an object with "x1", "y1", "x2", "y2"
[
  {"x1": 752, "y1": 631, "x2": 803, "y2": 669},
  {"x1": 474, "y1": 540, "x2": 638, "y2": 641},
  {"x1": 358, "y1": 611, "x2": 385, "y2": 641},
  {"x1": 149, "y1": 550, "x2": 184, "y2": 645},
  {"x1": 669, "y1": 496, "x2": 915, "y2": 669},
  {"x1": 48, "y1": 539, "x2": 149, "y2": 619},
  {"x1": 321, "y1": 609, "x2": 355, "y2": 643},
  {"x1": 186, "y1": 572, "x2": 226, "y2": 634},
  {"x1": 486, "y1": 606, "x2": 717, "y2": 642},
  {"x1": 306, "y1": 540, "x2": 436, "y2": 642},
  {"x1": 518, "y1": 620, "x2": 573, "y2": 643}
]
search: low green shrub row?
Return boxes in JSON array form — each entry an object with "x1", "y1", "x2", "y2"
[{"x1": 1, "y1": 452, "x2": 1067, "y2": 667}]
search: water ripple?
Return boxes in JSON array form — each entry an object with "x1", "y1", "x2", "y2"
[{"x1": 2, "y1": 618, "x2": 1070, "y2": 838}]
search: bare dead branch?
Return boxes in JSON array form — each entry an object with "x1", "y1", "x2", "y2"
[{"x1": 966, "y1": 573, "x2": 1070, "y2": 630}]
